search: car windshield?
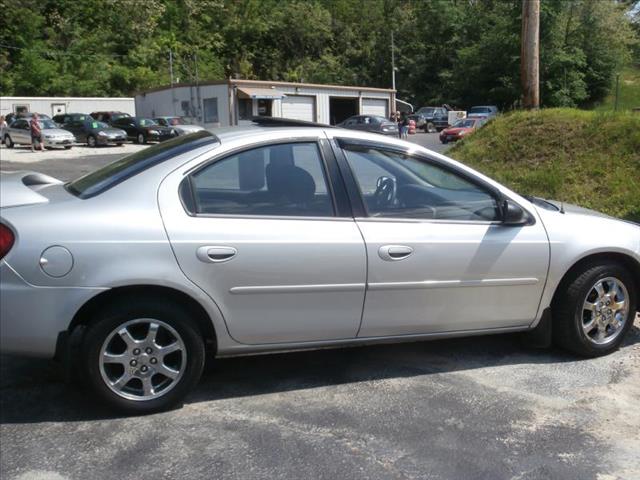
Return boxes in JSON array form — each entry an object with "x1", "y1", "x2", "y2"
[
  {"x1": 40, "y1": 119, "x2": 58, "y2": 129},
  {"x1": 138, "y1": 119, "x2": 157, "y2": 126},
  {"x1": 167, "y1": 117, "x2": 186, "y2": 125},
  {"x1": 453, "y1": 119, "x2": 476, "y2": 128},
  {"x1": 89, "y1": 121, "x2": 109, "y2": 129},
  {"x1": 417, "y1": 107, "x2": 435, "y2": 115},
  {"x1": 111, "y1": 113, "x2": 130, "y2": 121},
  {"x1": 66, "y1": 131, "x2": 219, "y2": 199},
  {"x1": 469, "y1": 107, "x2": 491, "y2": 114}
]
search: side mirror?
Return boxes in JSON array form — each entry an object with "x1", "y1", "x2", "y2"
[{"x1": 502, "y1": 200, "x2": 530, "y2": 226}]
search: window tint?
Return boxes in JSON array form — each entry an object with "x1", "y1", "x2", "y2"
[
  {"x1": 67, "y1": 131, "x2": 219, "y2": 198},
  {"x1": 343, "y1": 145, "x2": 500, "y2": 221},
  {"x1": 190, "y1": 142, "x2": 334, "y2": 217}
]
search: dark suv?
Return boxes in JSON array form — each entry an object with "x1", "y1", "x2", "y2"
[
  {"x1": 409, "y1": 107, "x2": 449, "y2": 133},
  {"x1": 90, "y1": 111, "x2": 132, "y2": 126}
]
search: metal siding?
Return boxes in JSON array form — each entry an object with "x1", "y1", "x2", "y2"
[{"x1": 1, "y1": 97, "x2": 135, "y2": 117}]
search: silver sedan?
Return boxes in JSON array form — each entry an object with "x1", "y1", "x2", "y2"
[{"x1": 1, "y1": 123, "x2": 638, "y2": 414}]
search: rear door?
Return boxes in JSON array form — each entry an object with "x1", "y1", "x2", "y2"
[
  {"x1": 159, "y1": 138, "x2": 367, "y2": 345},
  {"x1": 333, "y1": 139, "x2": 549, "y2": 337}
]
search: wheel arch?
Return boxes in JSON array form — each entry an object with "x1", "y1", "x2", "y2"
[
  {"x1": 68, "y1": 285, "x2": 218, "y2": 354},
  {"x1": 551, "y1": 252, "x2": 640, "y2": 309}
]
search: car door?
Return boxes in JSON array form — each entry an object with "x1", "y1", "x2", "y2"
[
  {"x1": 334, "y1": 139, "x2": 549, "y2": 337},
  {"x1": 158, "y1": 139, "x2": 367, "y2": 345},
  {"x1": 66, "y1": 121, "x2": 85, "y2": 142},
  {"x1": 12, "y1": 119, "x2": 30, "y2": 144}
]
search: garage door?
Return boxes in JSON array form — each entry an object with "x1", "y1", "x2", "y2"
[
  {"x1": 281, "y1": 95, "x2": 316, "y2": 122},
  {"x1": 361, "y1": 98, "x2": 388, "y2": 118}
]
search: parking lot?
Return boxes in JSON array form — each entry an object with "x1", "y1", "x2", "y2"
[{"x1": 1, "y1": 132, "x2": 639, "y2": 480}]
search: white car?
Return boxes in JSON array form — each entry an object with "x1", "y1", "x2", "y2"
[{"x1": 1, "y1": 118, "x2": 638, "y2": 413}]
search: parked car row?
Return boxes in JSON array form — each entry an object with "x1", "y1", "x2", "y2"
[
  {"x1": 409, "y1": 104, "x2": 499, "y2": 133},
  {"x1": 2, "y1": 111, "x2": 204, "y2": 149}
]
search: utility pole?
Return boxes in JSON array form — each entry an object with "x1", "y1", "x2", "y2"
[
  {"x1": 521, "y1": 0, "x2": 540, "y2": 109},
  {"x1": 391, "y1": 31, "x2": 397, "y2": 114},
  {"x1": 614, "y1": 74, "x2": 620, "y2": 112},
  {"x1": 194, "y1": 52, "x2": 201, "y2": 122},
  {"x1": 169, "y1": 49, "x2": 176, "y2": 116}
]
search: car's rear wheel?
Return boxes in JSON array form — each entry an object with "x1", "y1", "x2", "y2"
[
  {"x1": 87, "y1": 135, "x2": 97, "y2": 148},
  {"x1": 553, "y1": 262, "x2": 636, "y2": 357},
  {"x1": 64, "y1": 146, "x2": 72, "y2": 150},
  {"x1": 5, "y1": 136, "x2": 14, "y2": 148},
  {"x1": 81, "y1": 298, "x2": 205, "y2": 414},
  {"x1": 137, "y1": 133, "x2": 146, "y2": 144},
  {"x1": 425, "y1": 122, "x2": 436, "y2": 133}
]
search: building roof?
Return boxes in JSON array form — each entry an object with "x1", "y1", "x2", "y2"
[{"x1": 136, "y1": 78, "x2": 395, "y2": 96}]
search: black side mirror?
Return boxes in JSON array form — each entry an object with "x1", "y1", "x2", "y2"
[{"x1": 502, "y1": 200, "x2": 531, "y2": 226}]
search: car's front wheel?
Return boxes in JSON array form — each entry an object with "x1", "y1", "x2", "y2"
[
  {"x1": 137, "y1": 133, "x2": 146, "y2": 144},
  {"x1": 87, "y1": 135, "x2": 97, "y2": 148},
  {"x1": 425, "y1": 122, "x2": 436, "y2": 133},
  {"x1": 81, "y1": 298, "x2": 205, "y2": 414},
  {"x1": 553, "y1": 261, "x2": 637, "y2": 357},
  {"x1": 4, "y1": 135, "x2": 14, "y2": 148}
]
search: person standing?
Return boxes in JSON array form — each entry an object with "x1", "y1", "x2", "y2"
[
  {"x1": 30, "y1": 114, "x2": 44, "y2": 152},
  {"x1": 0, "y1": 116, "x2": 7, "y2": 145},
  {"x1": 401, "y1": 113, "x2": 410, "y2": 139},
  {"x1": 396, "y1": 111, "x2": 403, "y2": 139}
]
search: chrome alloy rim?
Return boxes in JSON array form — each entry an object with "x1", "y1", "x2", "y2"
[
  {"x1": 581, "y1": 277, "x2": 629, "y2": 345},
  {"x1": 99, "y1": 319, "x2": 186, "y2": 401}
]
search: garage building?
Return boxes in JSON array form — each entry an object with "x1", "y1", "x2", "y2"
[{"x1": 135, "y1": 79, "x2": 395, "y2": 128}]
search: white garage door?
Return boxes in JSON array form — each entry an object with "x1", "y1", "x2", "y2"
[
  {"x1": 361, "y1": 98, "x2": 388, "y2": 118},
  {"x1": 281, "y1": 95, "x2": 316, "y2": 122}
]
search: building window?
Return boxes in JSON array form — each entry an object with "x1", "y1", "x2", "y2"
[
  {"x1": 203, "y1": 98, "x2": 219, "y2": 123},
  {"x1": 181, "y1": 101, "x2": 191, "y2": 116}
]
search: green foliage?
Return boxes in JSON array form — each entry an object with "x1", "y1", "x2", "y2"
[
  {"x1": 0, "y1": 0, "x2": 637, "y2": 110},
  {"x1": 596, "y1": 66, "x2": 640, "y2": 111},
  {"x1": 449, "y1": 108, "x2": 640, "y2": 221}
]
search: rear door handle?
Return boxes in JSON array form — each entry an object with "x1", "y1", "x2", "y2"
[
  {"x1": 378, "y1": 245, "x2": 414, "y2": 261},
  {"x1": 196, "y1": 246, "x2": 238, "y2": 263}
]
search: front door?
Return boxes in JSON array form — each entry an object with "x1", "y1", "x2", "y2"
[
  {"x1": 337, "y1": 141, "x2": 549, "y2": 337},
  {"x1": 159, "y1": 140, "x2": 367, "y2": 344}
]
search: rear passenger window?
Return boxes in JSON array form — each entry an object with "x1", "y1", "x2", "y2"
[{"x1": 190, "y1": 142, "x2": 334, "y2": 217}]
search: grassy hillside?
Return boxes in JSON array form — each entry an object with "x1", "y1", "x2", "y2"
[
  {"x1": 449, "y1": 108, "x2": 640, "y2": 222},
  {"x1": 596, "y1": 66, "x2": 640, "y2": 112}
]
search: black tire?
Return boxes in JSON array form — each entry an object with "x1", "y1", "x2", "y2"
[
  {"x1": 5, "y1": 135, "x2": 14, "y2": 148},
  {"x1": 87, "y1": 135, "x2": 97, "y2": 148},
  {"x1": 64, "y1": 146, "x2": 72, "y2": 150},
  {"x1": 552, "y1": 261, "x2": 637, "y2": 357},
  {"x1": 116, "y1": 142, "x2": 124, "y2": 147},
  {"x1": 425, "y1": 122, "x2": 436, "y2": 133},
  {"x1": 136, "y1": 133, "x2": 146, "y2": 144},
  {"x1": 81, "y1": 297, "x2": 206, "y2": 414}
]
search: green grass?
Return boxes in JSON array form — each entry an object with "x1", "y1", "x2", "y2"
[
  {"x1": 596, "y1": 66, "x2": 640, "y2": 112},
  {"x1": 449, "y1": 108, "x2": 640, "y2": 222}
]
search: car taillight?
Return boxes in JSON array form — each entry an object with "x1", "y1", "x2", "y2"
[{"x1": 0, "y1": 224, "x2": 15, "y2": 260}]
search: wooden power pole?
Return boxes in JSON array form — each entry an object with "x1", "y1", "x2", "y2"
[{"x1": 521, "y1": 0, "x2": 540, "y2": 109}]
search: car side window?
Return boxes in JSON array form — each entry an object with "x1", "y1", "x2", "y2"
[
  {"x1": 189, "y1": 142, "x2": 334, "y2": 217},
  {"x1": 343, "y1": 145, "x2": 500, "y2": 221}
]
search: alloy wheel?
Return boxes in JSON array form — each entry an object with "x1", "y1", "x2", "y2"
[
  {"x1": 99, "y1": 318, "x2": 187, "y2": 401},
  {"x1": 581, "y1": 277, "x2": 629, "y2": 345}
]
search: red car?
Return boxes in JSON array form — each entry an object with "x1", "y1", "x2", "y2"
[{"x1": 439, "y1": 118, "x2": 486, "y2": 143}]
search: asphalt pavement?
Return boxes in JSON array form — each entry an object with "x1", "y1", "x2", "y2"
[{"x1": 1, "y1": 134, "x2": 640, "y2": 480}]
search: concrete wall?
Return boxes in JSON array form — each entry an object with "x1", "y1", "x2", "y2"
[
  {"x1": 0, "y1": 97, "x2": 135, "y2": 118},
  {"x1": 135, "y1": 84, "x2": 229, "y2": 128}
]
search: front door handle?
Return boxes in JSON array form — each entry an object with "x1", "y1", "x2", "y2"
[
  {"x1": 378, "y1": 245, "x2": 414, "y2": 261},
  {"x1": 196, "y1": 246, "x2": 238, "y2": 263}
]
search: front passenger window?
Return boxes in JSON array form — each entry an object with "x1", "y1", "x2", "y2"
[
  {"x1": 189, "y1": 142, "x2": 334, "y2": 217},
  {"x1": 343, "y1": 145, "x2": 500, "y2": 221}
]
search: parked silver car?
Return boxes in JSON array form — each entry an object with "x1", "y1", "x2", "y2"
[
  {"x1": 1, "y1": 121, "x2": 638, "y2": 413},
  {"x1": 3, "y1": 118, "x2": 75, "y2": 149},
  {"x1": 153, "y1": 116, "x2": 205, "y2": 136}
]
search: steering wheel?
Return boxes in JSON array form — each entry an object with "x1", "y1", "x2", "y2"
[{"x1": 373, "y1": 176, "x2": 397, "y2": 210}]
